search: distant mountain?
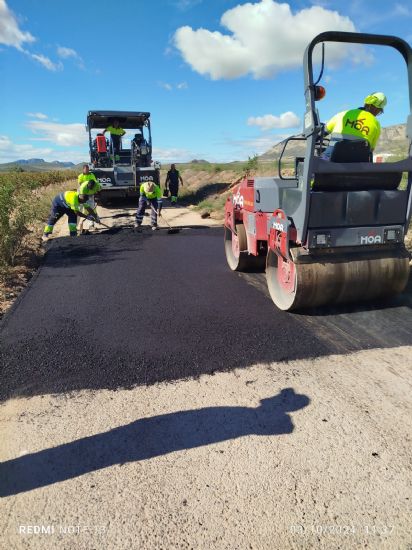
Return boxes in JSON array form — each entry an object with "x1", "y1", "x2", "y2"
[
  {"x1": 259, "y1": 123, "x2": 409, "y2": 162},
  {"x1": 0, "y1": 158, "x2": 84, "y2": 172}
]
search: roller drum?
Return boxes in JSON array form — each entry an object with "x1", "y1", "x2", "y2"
[{"x1": 266, "y1": 247, "x2": 410, "y2": 311}]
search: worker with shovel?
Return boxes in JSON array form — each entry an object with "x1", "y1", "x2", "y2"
[
  {"x1": 135, "y1": 181, "x2": 163, "y2": 231},
  {"x1": 43, "y1": 191, "x2": 98, "y2": 240},
  {"x1": 77, "y1": 164, "x2": 102, "y2": 233}
]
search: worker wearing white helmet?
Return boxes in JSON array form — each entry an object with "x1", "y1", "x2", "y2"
[
  {"x1": 135, "y1": 180, "x2": 163, "y2": 231},
  {"x1": 324, "y1": 92, "x2": 387, "y2": 157}
]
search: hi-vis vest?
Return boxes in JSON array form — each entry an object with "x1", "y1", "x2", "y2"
[
  {"x1": 78, "y1": 174, "x2": 102, "y2": 195},
  {"x1": 106, "y1": 125, "x2": 125, "y2": 136},
  {"x1": 326, "y1": 108, "x2": 381, "y2": 150},
  {"x1": 63, "y1": 191, "x2": 81, "y2": 212},
  {"x1": 140, "y1": 183, "x2": 162, "y2": 200}
]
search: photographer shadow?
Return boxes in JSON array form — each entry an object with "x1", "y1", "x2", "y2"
[{"x1": 0, "y1": 388, "x2": 309, "y2": 496}]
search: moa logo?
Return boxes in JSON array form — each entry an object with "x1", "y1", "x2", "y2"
[
  {"x1": 272, "y1": 221, "x2": 285, "y2": 232},
  {"x1": 232, "y1": 191, "x2": 244, "y2": 208},
  {"x1": 360, "y1": 232, "x2": 382, "y2": 245}
]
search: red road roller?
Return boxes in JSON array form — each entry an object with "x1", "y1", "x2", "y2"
[{"x1": 224, "y1": 31, "x2": 412, "y2": 311}]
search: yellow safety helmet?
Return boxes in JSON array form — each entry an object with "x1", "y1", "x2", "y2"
[{"x1": 364, "y1": 92, "x2": 387, "y2": 112}]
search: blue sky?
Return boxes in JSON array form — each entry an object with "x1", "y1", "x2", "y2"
[{"x1": 1, "y1": 0, "x2": 412, "y2": 164}]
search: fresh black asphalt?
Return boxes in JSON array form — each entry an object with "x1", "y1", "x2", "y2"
[{"x1": 0, "y1": 226, "x2": 411, "y2": 402}]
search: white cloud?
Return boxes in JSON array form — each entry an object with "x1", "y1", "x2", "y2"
[
  {"x1": 0, "y1": 135, "x2": 87, "y2": 164},
  {"x1": 57, "y1": 45, "x2": 85, "y2": 69},
  {"x1": 174, "y1": 0, "x2": 367, "y2": 79},
  {"x1": 28, "y1": 52, "x2": 63, "y2": 71},
  {"x1": 0, "y1": 0, "x2": 35, "y2": 50},
  {"x1": 160, "y1": 82, "x2": 173, "y2": 91},
  {"x1": 159, "y1": 81, "x2": 188, "y2": 91},
  {"x1": 221, "y1": 133, "x2": 288, "y2": 159},
  {"x1": 57, "y1": 46, "x2": 77, "y2": 59},
  {"x1": 247, "y1": 111, "x2": 301, "y2": 130},
  {"x1": 393, "y1": 3, "x2": 412, "y2": 17},
  {"x1": 26, "y1": 120, "x2": 85, "y2": 147},
  {"x1": 0, "y1": 2, "x2": 67, "y2": 71},
  {"x1": 26, "y1": 112, "x2": 48, "y2": 120},
  {"x1": 174, "y1": 0, "x2": 202, "y2": 11},
  {"x1": 152, "y1": 147, "x2": 197, "y2": 162}
]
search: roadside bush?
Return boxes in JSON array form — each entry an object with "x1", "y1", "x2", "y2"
[
  {"x1": 0, "y1": 170, "x2": 77, "y2": 267},
  {"x1": 0, "y1": 181, "x2": 35, "y2": 266},
  {"x1": 0, "y1": 170, "x2": 75, "y2": 192}
]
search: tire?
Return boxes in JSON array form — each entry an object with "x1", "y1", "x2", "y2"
[{"x1": 224, "y1": 224, "x2": 265, "y2": 272}]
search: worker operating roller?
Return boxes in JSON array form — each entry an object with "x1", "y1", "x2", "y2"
[{"x1": 323, "y1": 92, "x2": 387, "y2": 160}]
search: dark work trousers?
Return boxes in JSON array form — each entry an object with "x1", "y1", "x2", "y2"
[
  {"x1": 111, "y1": 134, "x2": 121, "y2": 156},
  {"x1": 45, "y1": 194, "x2": 77, "y2": 236},
  {"x1": 136, "y1": 196, "x2": 160, "y2": 226},
  {"x1": 169, "y1": 183, "x2": 179, "y2": 202}
]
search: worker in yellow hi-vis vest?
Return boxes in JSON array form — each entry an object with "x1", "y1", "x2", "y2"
[
  {"x1": 102, "y1": 119, "x2": 126, "y2": 162},
  {"x1": 77, "y1": 164, "x2": 102, "y2": 232},
  {"x1": 135, "y1": 181, "x2": 163, "y2": 231},
  {"x1": 43, "y1": 191, "x2": 97, "y2": 240},
  {"x1": 323, "y1": 92, "x2": 387, "y2": 160}
]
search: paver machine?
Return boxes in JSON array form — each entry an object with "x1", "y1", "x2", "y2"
[
  {"x1": 224, "y1": 31, "x2": 412, "y2": 310},
  {"x1": 86, "y1": 110, "x2": 160, "y2": 202}
]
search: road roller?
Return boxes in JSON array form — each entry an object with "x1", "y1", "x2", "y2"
[{"x1": 224, "y1": 31, "x2": 412, "y2": 311}]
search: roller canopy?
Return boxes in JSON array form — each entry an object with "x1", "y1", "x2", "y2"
[{"x1": 87, "y1": 111, "x2": 151, "y2": 129}]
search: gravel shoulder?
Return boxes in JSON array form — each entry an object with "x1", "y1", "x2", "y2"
[{"x1": 1, "y1": 347, "x2": 411, "y2": 550}]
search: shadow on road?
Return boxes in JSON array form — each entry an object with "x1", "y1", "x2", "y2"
[
  {"x1": 0, "y1": 227, "x2": 411, "y2": 402},
  {"x1": 0, "y1": 388, "x2": 309, "y2": 496}
]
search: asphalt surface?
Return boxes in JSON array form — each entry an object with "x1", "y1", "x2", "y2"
[{"x1": 0, "y1": 226, "x2": 411, "y2": 402}]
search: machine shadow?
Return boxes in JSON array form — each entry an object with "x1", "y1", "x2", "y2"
[
  {"x1": 0, "y1": 226, "x2": 410, "y2": 402},
  {"x1": 0, "y1": 388, "x2": 309, "y2": 497}
]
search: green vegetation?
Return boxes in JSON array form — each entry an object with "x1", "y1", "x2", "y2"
[
  {"x1": 0, "y1": 170, "x2": 76, "y2": 268},
  {"x1": 245, "y1": 154, "x2": 259, "y2": 173}
]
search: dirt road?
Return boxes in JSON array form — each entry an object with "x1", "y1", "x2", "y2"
[{"x1": 0, "y1": 203, "x2": 411, "y2": 549}]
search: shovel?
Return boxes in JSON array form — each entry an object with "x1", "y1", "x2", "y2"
[
  {"x1": 150, "y1": 204, "x2": 181, "y2": 234},
  {"x1": 80, "y1": 217, "x2": 112, "y2": 234}
]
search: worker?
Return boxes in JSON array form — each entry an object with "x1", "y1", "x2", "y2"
[
  {"x1": 102, "y1": 119, "x2": 126, "y2": 162},
  {"x1": 77, "y1": 164, "x2": 102, "y2": 232},
  {"x1": 165, "y1": 164, "x2": 183, "y2": 205},
  {"x1": 43, "y1": 190, "x2": 97, "y2": 239},
  {"x1": 323, "y1": 92, "x2": 386, "y2": 160},
  {"x1": 135, "y1": 181, "x2": 162, "y2": 231},
  {"x1": 131, "y1": 132, "x2": 146, "y2": 165}
]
